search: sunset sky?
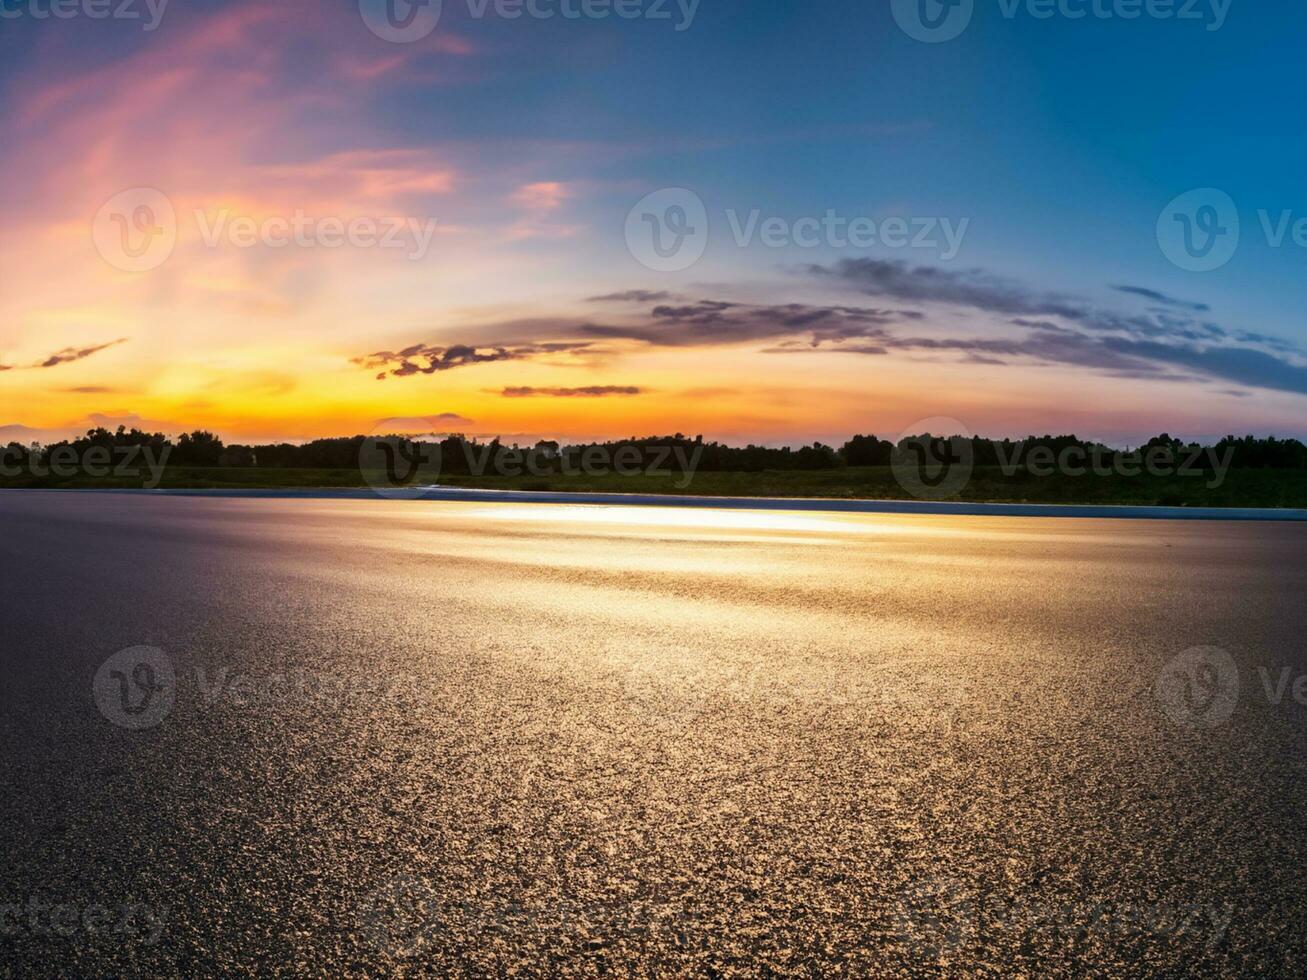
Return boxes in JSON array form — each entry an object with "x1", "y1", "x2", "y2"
[{"x1": 3, "y1": 0, "x2": 1305, "y2": 448}]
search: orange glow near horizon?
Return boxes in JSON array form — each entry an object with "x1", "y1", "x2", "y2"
[{"x1": 3, "y1": 0, "x2": 1303, "y2": 450}]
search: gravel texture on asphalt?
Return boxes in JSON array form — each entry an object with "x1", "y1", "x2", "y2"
[{"x1": 2, "y1": 493, "x2": 1305, "y2": 976}]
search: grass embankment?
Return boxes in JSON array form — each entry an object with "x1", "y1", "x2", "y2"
[{"x1": 5, "y1": 466, "x2": 1307, "y2": 508}]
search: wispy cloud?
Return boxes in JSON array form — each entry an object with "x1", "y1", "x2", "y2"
[
  {"x1": 1112, "y1": 285, "x2": 1210, "y2": 312},
  {"x1": 500, "y1": 386, "x2": 643, "y2": 398},
  {"x1": 369, "y1": 413, "x2": 475, "y2": 432},
  {"x1": 803, "y1": 259, "x2": 1307, "y2": 396},
  {"x1": 586, "y1": 290, "x2": 676, "y2": 303},
  {"x1": 578, "y1": 300, "x2": 918, "y2": 347},
  {"x1": 355, "y1": 342, "x2": 595, "y2": 380},
  {"x1": 418, "y1": 277, "x2": 1307, "y2": 399},
  {"x1": 511, "y1": 182, "x2": 569, "y2": 211},
  {"x1": 34, "y1": 339, "x2": 128, "y2": 370},
  {"x1": 810, "y1": 258, "x2": 1255, "y2": 345}
]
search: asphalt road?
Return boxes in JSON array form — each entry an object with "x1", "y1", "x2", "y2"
[
  {"x1": 69, "y1": 485, "x2": 1307, "y2": 521},
  {"x1": 2, "y1": 492, "x2": 1306, "y2": 976}
]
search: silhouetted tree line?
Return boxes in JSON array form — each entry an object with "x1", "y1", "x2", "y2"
[
  {"x1": 6, "y1": 426, "x2": 1307, "y2": 473},
  {"x1": 2, "y1": 427, "x2": 170, "y2": 466}
]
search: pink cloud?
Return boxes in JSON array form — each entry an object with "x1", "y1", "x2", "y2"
[
  {"x1": 249, "y1": 150, "x2": 457, "y2": 206},
  {"x1": 511, "y1": 182, "x2": 570, "y2": 211},
  {"x1": 5, "y1": 0, "x2": 469, "y2": 223}
]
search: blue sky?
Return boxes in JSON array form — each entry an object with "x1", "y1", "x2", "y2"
[
  {"x1": 1, "y1": 0, "x2": 1304, "y2": 444},
  {"x1": 346, "y1": 0, "x2": 1305, "y2": 334}
]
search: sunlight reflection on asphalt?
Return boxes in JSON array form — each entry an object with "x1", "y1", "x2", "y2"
[{"x1": 1, "y1": 493, "x2": 1305, "y2": 975}]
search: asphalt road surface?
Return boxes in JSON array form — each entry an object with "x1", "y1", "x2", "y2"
[{"x1": 2, "y1": 492, "x2": 1306, "y2": 976}]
